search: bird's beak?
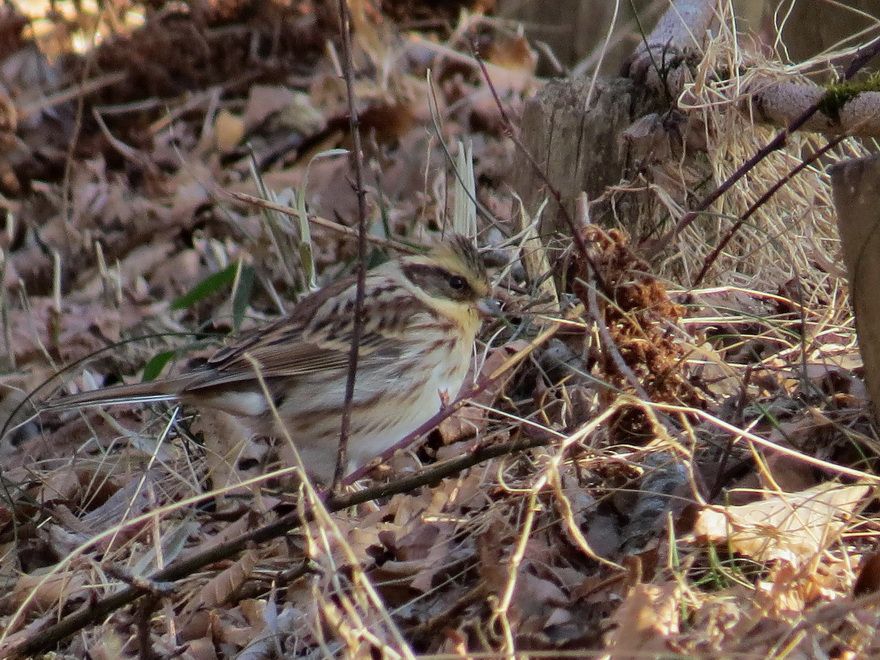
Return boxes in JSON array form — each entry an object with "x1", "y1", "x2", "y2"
[{"x1": 476, "y1": 297, "x2": 503, "y2": 318}]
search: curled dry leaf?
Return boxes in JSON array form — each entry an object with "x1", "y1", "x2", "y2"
[
  {"x1": 855, "y1": 551, "x2": 880, "y2": 596},
  {"x1": 690, "y1": 482, "x2": 871, "y2": 565},
  {"x1": 10, "y1": 568, "x2": 89, "y2": 615}
]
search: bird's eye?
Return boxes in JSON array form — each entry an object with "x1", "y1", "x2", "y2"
[{"x1": 448, "y1": 275, "x2": 466, "y2": 290}]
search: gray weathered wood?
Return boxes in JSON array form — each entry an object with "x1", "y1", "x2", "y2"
[
  {"x1": 512, "y1": 75, "x2": 640, "y2": 235},
  {"x1": 513, "y1": 0, "x2": 717, "y2": 240},
  {"x1": 829, "y1": 155, "x2": 880, "y2": 422}
]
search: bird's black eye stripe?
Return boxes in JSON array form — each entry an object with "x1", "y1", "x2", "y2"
[{"x1": 402, "y1": 263, "x2": 474, "y2": 300}]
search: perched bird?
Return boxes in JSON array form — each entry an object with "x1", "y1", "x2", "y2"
[{"x1": 42, "y1": 234, "x2": 498, "y2": 483}]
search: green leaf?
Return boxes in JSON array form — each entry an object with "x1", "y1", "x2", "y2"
[
  {"x1": 171, "y1": 263, "x2": 238, "y2": 311},
  {"x1": 142, "y1": 350, "x2": 176, "y2": 382},
  {"x1": 231, "y1": 264, "x2": 256, "y2": 331}
]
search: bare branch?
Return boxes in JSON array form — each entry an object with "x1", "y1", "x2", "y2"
[
  {"x1": 748, "y1": 80, "x2": 880, "y2": 138},
  {"x1": 334, "y1": 0, "x2": 369, "y2": 490},
  {"x1": 651, "y1": 36, "x2": 880, "y2": 253}
]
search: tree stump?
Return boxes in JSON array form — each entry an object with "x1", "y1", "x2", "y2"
[
  {"x1": 512, "y1": 75, "x2": 639, "y2": 236},
  {"x1": 512, "y1": 0, "x2": 717, "y2": 249}
]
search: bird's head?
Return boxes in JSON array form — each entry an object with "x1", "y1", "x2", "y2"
[{"x1": 400, "y1": 234, "x2": 500, "y2": 327}]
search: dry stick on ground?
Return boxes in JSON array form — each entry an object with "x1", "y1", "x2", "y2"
[
  {"x1": 228, "y1": 192, "x2": 417, "y2": 254},
  {"x1": 16, "y1": 71, "x2": 127, "y2": 122},
  {"x1": 8, "y1": 433, "x2": 553, "y2": 658},
  {"x1": 654, "y1": 36, "x2": 880, "y2": 254},
  {"x1": 334, "y1": 0, "x2": 369, "y2": 490}
]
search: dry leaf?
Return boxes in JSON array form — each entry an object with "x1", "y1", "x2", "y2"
[
  {"x1": 605, "y1": 582, "x2": 680, "y2": 659},
  {"x1": 11, "y1": 569, "x2": 88, "y2": 614},
  {"x1": 691, "y1": 482, "x2": 870, "y2": 564},
  {"x1": 214, "y1": 109, "x2": 245, "y2": 153},
  {"x1": 243, "y1": 85, "x2": 298, "y2": 129},
  {"x1": 185, "y1": 549, "x2": 258, "y2": 617}
]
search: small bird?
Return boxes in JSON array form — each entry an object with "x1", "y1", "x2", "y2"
[{"x1": 42, "y1": 234, "x2": 498, "y2": 483}]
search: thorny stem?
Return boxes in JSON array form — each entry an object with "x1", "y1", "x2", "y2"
[{"x1": 334, "y1": 0, "x2": 369, "y2": 491}]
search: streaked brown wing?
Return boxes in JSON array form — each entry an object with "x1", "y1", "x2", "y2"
[
  {"x1": 204, "y1": 273, "x2": 357, "y2": 368},
  {"x1": 184, "y1": 333, "x2": 404, "y2": 392},
  {"x1": 183, "y1": 273, "x2": 407, "y2": 391}
]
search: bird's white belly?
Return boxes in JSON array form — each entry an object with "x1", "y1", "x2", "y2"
[
  {"x1": 273, "y1": 339, "x2": 472, "y2": 483},
  {"x1": 345, "y1": 346, "x2": 470, "y2": 472}
]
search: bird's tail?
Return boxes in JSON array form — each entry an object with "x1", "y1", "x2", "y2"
[{"x1": 40, "y1": 376, "x2": 193, "y2": 411}]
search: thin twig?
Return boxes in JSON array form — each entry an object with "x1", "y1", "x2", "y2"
[
  {"x1": 469, "y1": 42, "x2": 610, "y2": 296},
  {"x1": 334, "y1": 0, "x2": 369, "y2": 490},
  {"x1": 16, "y1": 71, "x2": 127, "y2": 121},
  {"x1": 136, "y1": 595, "x2": 159, "y2": 660},
  {"x1": 572, "y1": 194, "x2": 649, "y2": 400},
  {"x1": 227, "y1": 192, "x2": 417, "y2": 254}
]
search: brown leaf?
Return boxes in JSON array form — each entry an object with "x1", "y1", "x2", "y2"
[
  {"x1": 185, "y1": 549, "x2": 258, "y2": 617},
  {"x1": 10, "y1": 569, "x2": 88, "y2": 614},
  {"x1": 605, "y1": 582, "x2": 680, "y2": 659},
  {"x1": 243, "y1": 85, "x2": 299, "y2": 129},
  {"x1": 691, "y1": 483, "x2": 869, "y2": 564}
]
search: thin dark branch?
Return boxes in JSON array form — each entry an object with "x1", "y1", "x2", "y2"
[
  {"x1": 692, "y1": 136, "x2": 845, "y2": 286},
  {"x1": 9, "y1": 433, "x2": 553, "y2": 658},
  {"x1": 334, "y1": 0, "x2": 369, "y2": 490},
  {"x1": 136, "y1": 595, "x2": 159, "y2": 660}
]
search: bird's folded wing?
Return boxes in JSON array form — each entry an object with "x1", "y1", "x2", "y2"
[{"x1": 186, "y1": 327, "x2": 403, "y2": 390}]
